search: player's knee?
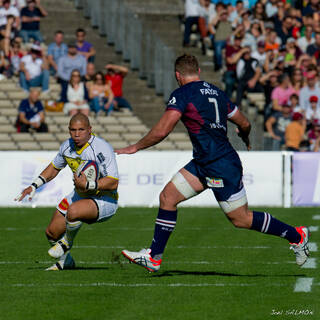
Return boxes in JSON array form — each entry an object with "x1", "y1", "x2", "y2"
[
  {"x1": 159, "y1": 188, "x2": 177, "y2": 207},
  {"x1": 230, "y1": 218, "x2": 250, "y2": 229},
  {"x1": 66, "y1": 204, "x2": 78, "y2": 222}
]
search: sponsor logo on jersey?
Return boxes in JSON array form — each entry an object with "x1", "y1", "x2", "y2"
[
  {"x1": 168, "y1": 96, "x2": 177, "y2": 105},
  {"x1": 64, "y1": 156, "x2": 84, "y2": 173},
  {"x1": 206, "y1": 177, "x2": 224, "y2": 188},
  {"x1": 203, "y1": 82, "x2": 210, "y2": 88}
]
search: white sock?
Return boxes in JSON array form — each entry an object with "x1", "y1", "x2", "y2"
[{"x1": 65, "y1": 219, "x2": 82, "y2": 246}]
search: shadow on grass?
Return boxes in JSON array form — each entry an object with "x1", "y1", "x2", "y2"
[
  {"x1": 153, "y1": 270, "x2": 307, "y2": 278},
  {"x1": 27, "y1": 266, "x2": 111, "y2": 271}
]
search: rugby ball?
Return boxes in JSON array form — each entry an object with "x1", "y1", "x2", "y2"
[{"x1": 76, "y1": 160, "x2": 99, "y2": 182}]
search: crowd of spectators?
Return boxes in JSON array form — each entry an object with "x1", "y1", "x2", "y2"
[
  {"x1": 0, "y1": 0, "x2": 133, "y2": 134},
  {"x1": 183, "y1": 0, "x2": 320, "y2": 151}
]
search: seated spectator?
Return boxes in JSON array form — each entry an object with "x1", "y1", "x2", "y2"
[
  {"x1": 306, "y1": 95, "x2": 320, "y2": 124},
  {"x1": 229, "y1": 1, "x2": 244, "y2": 28},
  {"x1": 75, "y1": 28, "x2": 95, "y2": 63},
  {"x1": 83, "y1": 62, "x2": 95, "y2": 87},
  {"x1": 17, "y1": 88, "x2": 48, "y2": 132},
  {"x1": 47, "y1": 30, "x2": 68, "y2": 76},
  {"x1": 284, "y1": 38, "x2": 303, "y2": 70},
  {"x1": 271, "y1": 74, "x2": 296, "y2": 111},
  {"x1": 251, "y1": 40, "x2": 266, "y2": 68},
  {"x1": 302, "y1": 0, "x2": 319, "y2": 16},
  {"x1": 299, "y1": 70, "x2": 320, "y2": 112},
  {"x1": 20, "y1": 0, "x2": 47, "y2": 43},
  {"x1": 308, "y1": 119, "x2": 320, "y2": 151},
  {"x1": 275, "y1": 15, "x2": 294, "y2": 45},
  {"x1": 306, "y1": 32, "x2": 320, "y2": 65},
  {"x1": 223, "y1": 35, "x2": 248, "y2": 98},
  {"x1": 236, "y1": 46, "x2": 263, "y2": 107},
  {"x1": 290, "y1": 68, "x2": 304, "y2": 94},
  {"x1": 289, "y1": 93, "x2": 302, "y2": 113},
  {"x1": 19, "y1": 43, "x2": 49, "y2": 92},
  {"x1": 2, "y1": 15, "x2": 21, "y2": 56},
  {"x1": 265, "y1": 0, "x2": 278, "y2": 19},
  {"x1": 209, "y1": 8, "x2": 232, "y2": 71},
  {"x1": 285, "y1": 112, "x2": 306, "y2": 151},
  {"x1": 57, "y1": 43, "x2": 87, "y2": 102},
  {"x1": 105, "y1": 63, "x2": 132, "y2": 111},
  {"x1": 265, "y1": 104, "x2": 292, "y2": 150},
  {"x1": 183, "y1": 0, "x2": 201, "y2": 47},
  {"x1": 64, "y1": 69, "x2": 90, "y2": 116},
  {"x1": 7, "y1": 39, "x2": 26, "y2": 77},
  {"x1": 252, "y1": 1, "x2": 266, "y2": 21},
  {"x1": 0, "y1": 0, "x2": 20, "y2": 30},
  {"x1": 264, "y1": 30, "x2": 281, "y2": 53},
  {"x1": 297, "y1": 25, "x2": 315, "y2": 53},
  {"x1": 242, "y1": 20, "x2": 263, "y2": 52},
  {"x1": 88, "y1": 71, "x2": 114, "y2": 115}
]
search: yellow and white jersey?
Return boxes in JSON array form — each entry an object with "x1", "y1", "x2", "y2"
[{"x1": 52, "y1": 134, "x2": 119, "y2": 199}]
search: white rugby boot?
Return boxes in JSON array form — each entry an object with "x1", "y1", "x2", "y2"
[
  {"x1": 48, "y1": 237, "x2": 70, "y2": 259},
  {"x1": 46, "y1": 252, "x2": 75, "y2": 271},
  {"x1": 290, "y1": 226, "x2": 310, "y2": 266},
  {"x1": 122, "y1": 248, "x2": 162, "y2": 272}
]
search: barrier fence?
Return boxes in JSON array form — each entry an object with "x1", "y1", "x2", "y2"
[
  {"x1": 1, "y1": 151, "x2": 319, "y2": 208},
  {"x1": 72, "y1": 0, "x2": 176, "y2": 101}
]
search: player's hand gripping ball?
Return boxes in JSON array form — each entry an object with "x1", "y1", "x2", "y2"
[{"x1": 75, "y1": 160, "x2": 99, "y2": 194}]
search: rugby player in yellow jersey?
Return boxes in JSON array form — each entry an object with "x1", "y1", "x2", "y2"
[{"x1": 15, "y1": 113, "x2": 119, "y2": 270}]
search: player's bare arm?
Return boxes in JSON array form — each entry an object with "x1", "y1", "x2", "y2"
[
  {"x1": 73, "y1": 173, "x2": 118, "y2": 192},
  {"x1": 115, "y1": 110, "x2": 181, "y2": 154},
  {"x1": 228, "y1": 109, "x2": 251, "y2": 150},
  {"x1": 15, "y1": 163, "x2": 60, "y2": 202}
]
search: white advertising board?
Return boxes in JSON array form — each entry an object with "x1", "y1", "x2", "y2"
[{"x1": 0, "y1": 151, "x2": 283, "y2": 207}]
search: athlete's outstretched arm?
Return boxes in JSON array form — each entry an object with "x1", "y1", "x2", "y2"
[
  {"x1": 228, "y1": 109, "x2": 251, "y2": 150},
  {"x1": 15, "y1": 163, "x2": 60, "y2": 201},
  {"x1": 115, "y1": 110, "x2": 182, "y2": 154}
]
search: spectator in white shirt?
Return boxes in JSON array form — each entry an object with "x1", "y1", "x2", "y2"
[
  {"x1": 19, "y1": 43, "x2": 49, "y2": 92},
  {"x1": 183, "y1": 0, "x2": 201, "y2": 47},
  {"x1": 299, "y1": 70, "x2": 320, "y2": 112},
  {"x1": 252, "y1": 40, "x2": 267, "y2": 69},
  {"x1": 0, "y1": 0, "x2": 20, "y2": 29},
  {"x1": 297, "y1": 25, "x2": 315, "y2": 53}
]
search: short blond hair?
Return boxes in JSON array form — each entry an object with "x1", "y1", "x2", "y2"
[{"x1": 175, "y1": 54, "x2": 199, "y2": 76}]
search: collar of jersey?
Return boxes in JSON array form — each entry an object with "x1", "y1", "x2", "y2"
[{"x1": 72, "y1": 134, "x2": 94, "y2": 155}]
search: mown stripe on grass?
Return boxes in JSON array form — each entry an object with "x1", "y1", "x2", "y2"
[
  {"x1": 309, "y1": 226, "x2": 319, "y2": 232},
  {"x1": 294, "y1": 278, "x2": 313, "y2": 292},
  {"x1": 301, "y1": 258, "x2": 316, "y2": 269},
  {"x1": 312, "y1": 215, "x2": 320, "y2": 220},
  {"x1": 309, "y1": 242, "x2": 318, "y2": 252}
]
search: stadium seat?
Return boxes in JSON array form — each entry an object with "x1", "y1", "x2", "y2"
[
  {"x1": 127, "y1": 124, "x2": 148, "y2": 133},
  {"x1": 97, "y1": 116, "x2": 120, "y2": 125},
  {"x1": 16, "y1": 141, "x2": 41, "y2": 150},
  {"x1": 39, "y1": 141, "x2": 60, "y2": 150},
  {"x1": 11, "y1": 133, "x2": 35, "y2": 142},
  {"x1": 0, "y1": 124, "x2": 16, "y2": 133},
  {"x1": 154, "y1": 141, "x2": 176, "y2": 150},
  {"x1": 0, "y1": 91, "x2": 7, "y2": 99},
  {"x1": 103, "y1": 124, "x2": 126, "y2": 133},
  {"x1": 0, "y1": 133, "x2": 11, "y2": 141},
  {"x1": 122, "y1": 133, "x2": 143, "y2": 142},
  {"x1": 0, "y1": 100, "x2": 14, "y2": 108},
  {"x1": 174, "y1": 141, "x2": 192, "y2": 150},
  {"x1": 0, "y1": 115, "x2": 8, "y2": 124},
  {"x1": 7, "y1": 91, "x2": 29, "y2": 100},
  {"x1": 169, "y1": 132, "x2": 189, "y2": 141},
  {"x1": 33, "y1": 133, "x2": 57, "y2": 142},
  {"x1": 118, "y1": 117, "x2": 142, "y2": 125},
  {"x1": 114, "y1": 109, "x2": 133, "y2": 116},
  {"x1": 48, "y1": 124, "x2": 61, "y2": 133},
  {"x1": 0, "y1": 82, "x2": 19, "y2": 91},
  {"x1": 0, "y1": 141, "x2": 17, "y2": 150},
  {"x1": 0, "y1": 108, "x2": 18, "y2": 117},
  {"x1": 98, "y1": 133, "x2": 122, "y2": 141},
  {"x1": 55, "y1": 132, "x2": 70, "y2": 142},
  {"x1": 53, "y1": 117, "x2": 71, "y2": 125},
  {"x1": 111, "y1": 140, "x2": 128, "y2": 149}
]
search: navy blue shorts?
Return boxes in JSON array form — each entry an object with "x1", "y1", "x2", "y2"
[{"x1": 184, "y1": 156, "x2": 244, "y2": 202}]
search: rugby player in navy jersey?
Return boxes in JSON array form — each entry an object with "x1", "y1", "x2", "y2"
[{"x1": 116, "y1": 54, "x2": 309, "y2": 272}]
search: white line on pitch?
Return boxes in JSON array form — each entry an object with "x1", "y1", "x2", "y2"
[
  {"x1": 309, "y1": 226, "x2": 319, "y2": 232},
  {"x1": 312, "y1": 215, "x2": 320, "y2": 220},
  {"x1": 294, "y1": 278, "x2": 313, "y2": 292},
  {"x1": 301, "y1": 258, "x2": 316, "y2": 269},
  {"x1": 0, "y1": 260, "x2": 296, "y2": 265},
  {"x1": 309, "y1": 242, "x2": 318, "y2": 252},
  {"x1": 6, "y1": 282, "x2": 285, "y2": 288},
  {"x1": 74, "y1": 245, "x2": 271, "y2": 249}
]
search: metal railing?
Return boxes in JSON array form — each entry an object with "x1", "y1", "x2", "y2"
[{"x1": 73, "y1": 0, "x2": 176, "y2": 101}]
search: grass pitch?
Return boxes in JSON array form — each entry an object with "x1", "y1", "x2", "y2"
[{"x1": 0, "y1": 207, "x2": 318, "y2": 320}]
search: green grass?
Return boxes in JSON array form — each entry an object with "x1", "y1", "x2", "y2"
[{"x1": 0, "y1": 207, "x2": 318, "y2": 320}]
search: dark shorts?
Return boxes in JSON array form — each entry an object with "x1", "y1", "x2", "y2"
[{"x1": 184, "y1": 156, "x2": 244, "y2": 202}]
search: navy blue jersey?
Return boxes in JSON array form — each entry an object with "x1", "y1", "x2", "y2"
[{"x1": 166, "y1": 81, "x2": 239, "y2": 165}]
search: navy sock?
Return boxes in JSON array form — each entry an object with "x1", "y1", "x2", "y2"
[
  {"x1": 150, "y1": 208, "x2": 177, "y2": 259},
  {"x1": 251, "y1": 211, "x2": 301, "y2": 243}
]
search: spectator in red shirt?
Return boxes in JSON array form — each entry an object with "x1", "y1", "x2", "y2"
[
  {"x1": 223, "y1": 35, "x2": 249, "y2": 99},
  {"x1": 104, "y1": 63, "x2": 132, "y2": 111}
]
